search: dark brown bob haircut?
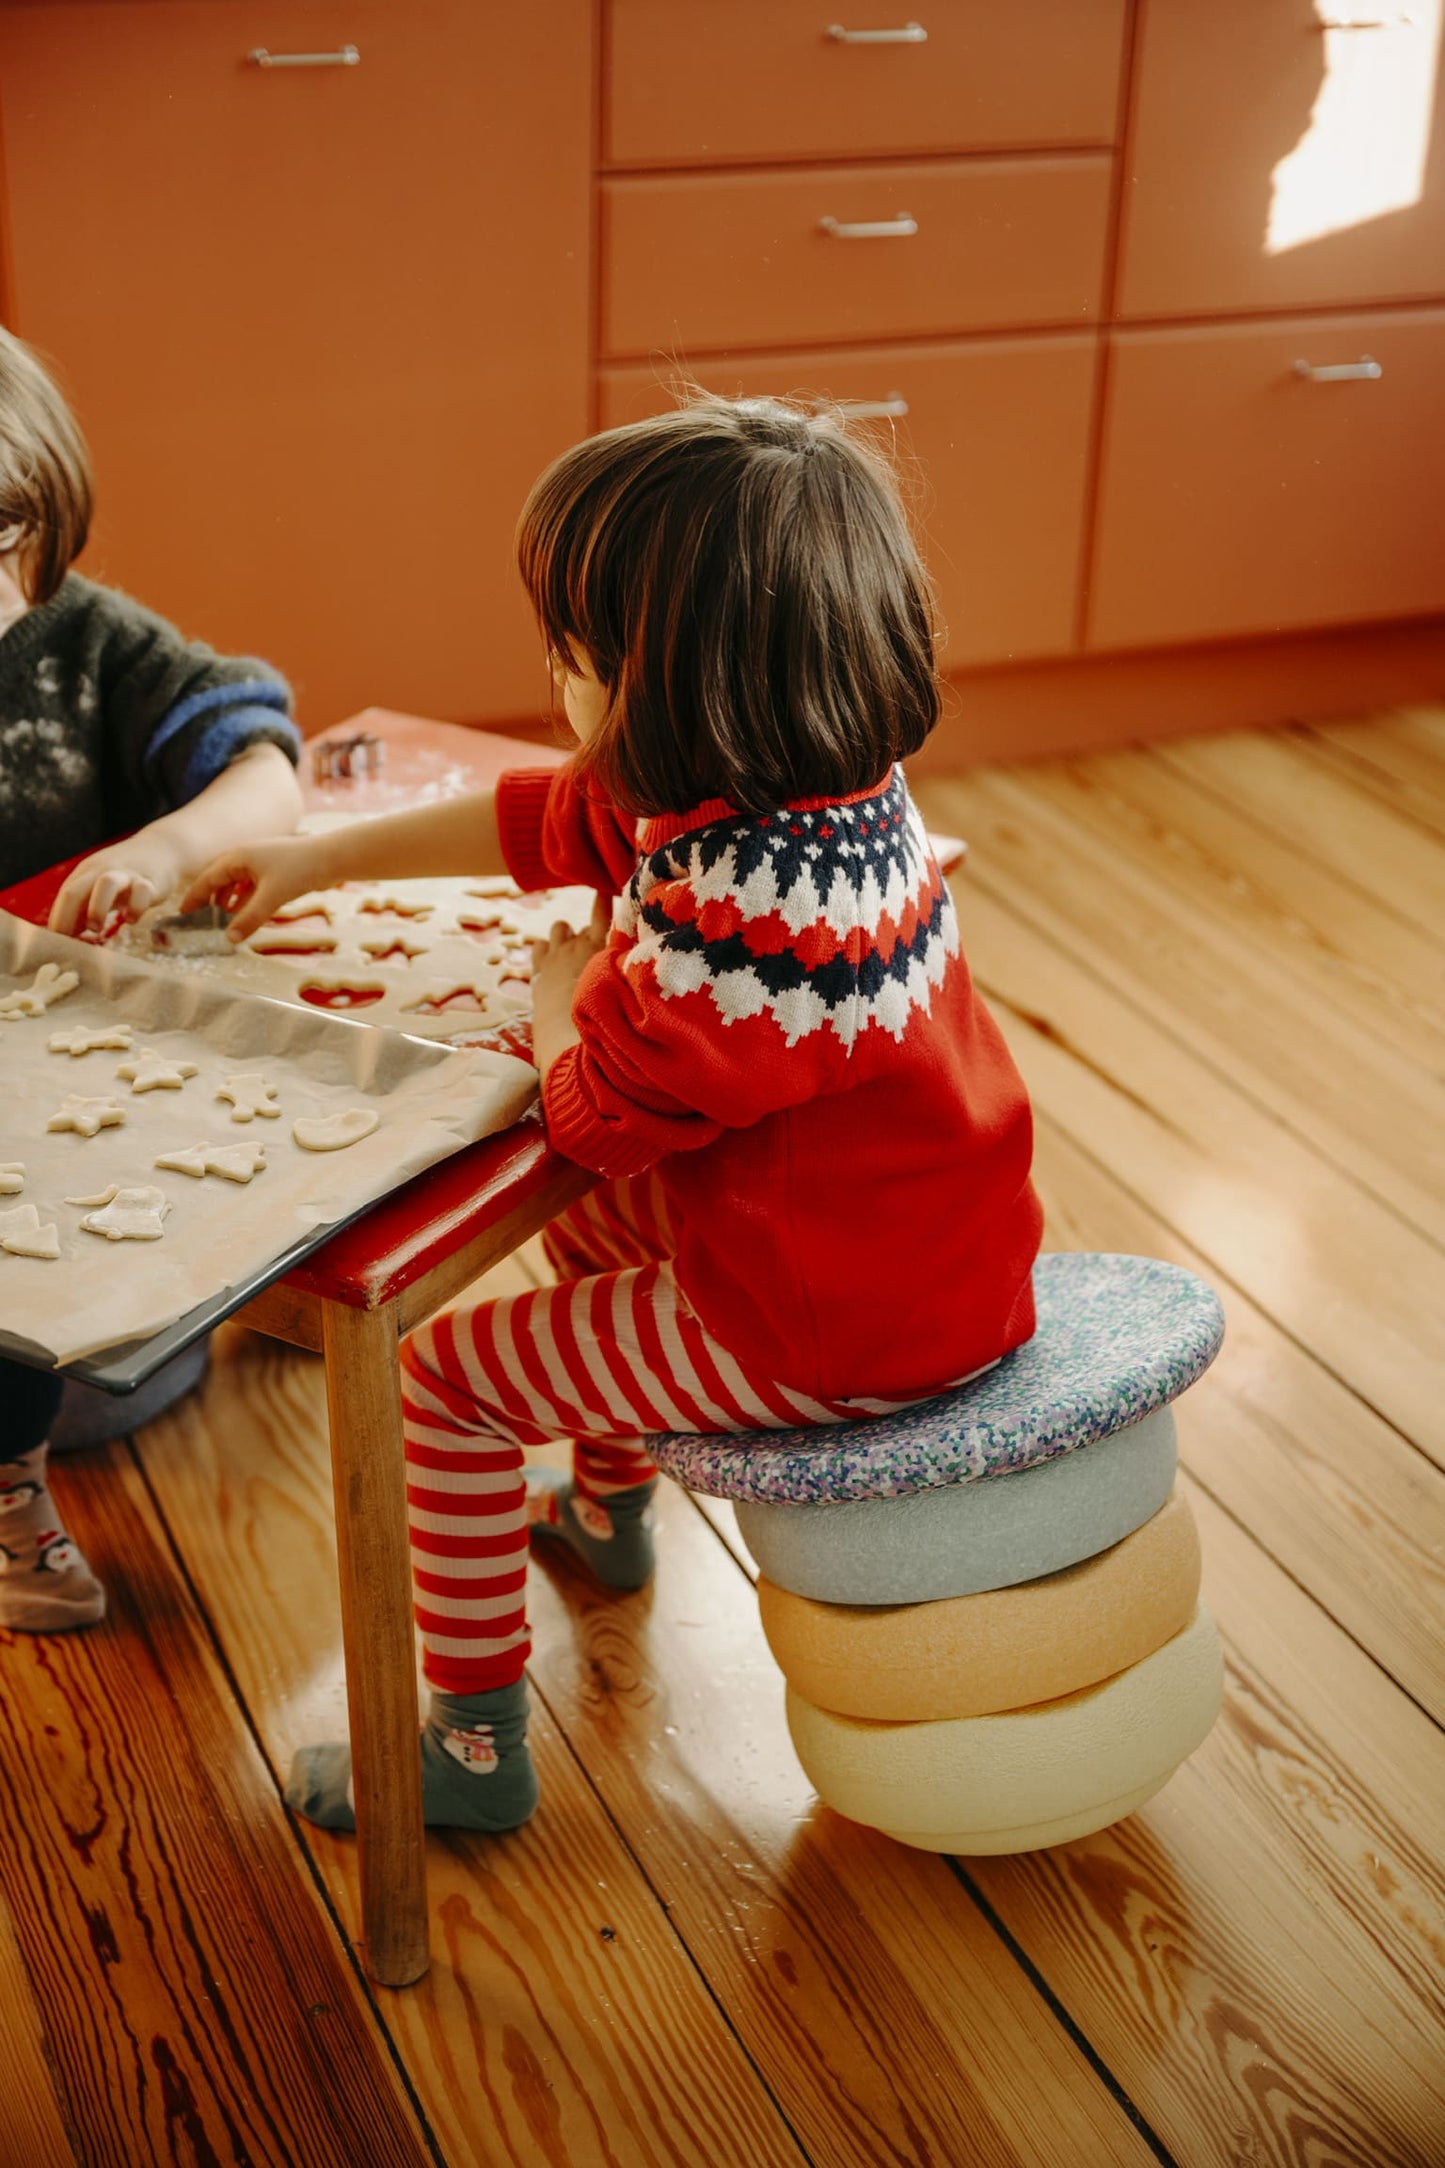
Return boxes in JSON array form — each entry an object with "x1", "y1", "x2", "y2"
[
  {"x1": 516, "y1": 394, "x2": 940, "y2": 816},
  {"x1": 0, "y1": 326, "x2": 93, "y2": 607}
]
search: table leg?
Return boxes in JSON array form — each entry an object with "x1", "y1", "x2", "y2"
[{"x1": 321, "y1": 1299, "x2": 429, "y2": 1987}]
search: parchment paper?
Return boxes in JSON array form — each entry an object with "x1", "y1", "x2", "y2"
[{"x1": 0, "y1": 912, "x2": 537, "y2": 1365}]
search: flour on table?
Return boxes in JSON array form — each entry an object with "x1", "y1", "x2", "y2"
[
  {"x1": 116, "y1": 1051, "x2": 199, "y2": 1093},
  {"x1": 49, "y1": 1025, "x2": 134, "y2": 1056},
  {"x1": 0, "y1": 964, "x2": 80, "y2": 1019},
  {"x1": 292, "y1": 1108, "x2": 380, "y2": 1152},
  {"x1": 0, "y1": 1202, "x2": 59, "y2": 1259},
  {"x1": 47, "y1": 1095, "x2": 126, "y2": 1137},
  {"x1": 68, "y1": 1183, "x2": 171, "y2": 1241},
  {"x1": 0, "y1": 1164, "x2": 23, "y2": 1195},
  {"x1": 155, "y1": 1141, "x2": 269, "y2": 1184},
  {"x1": 217, "y1": 1073, "x2": 281, "y2": 1122}
]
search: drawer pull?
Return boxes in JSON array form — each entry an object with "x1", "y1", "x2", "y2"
[
  {"x1": 825, "y1": 21, "x2": 928, "y2": 42},
  {"x1": 819, "y1": 214, "x2": 918, "y2": 239},
  {"x1": 247, "y1": 45, "x2": 361, "y2": 68},
  {"x1": 834, "y1": 396, "x2": 910, "y2": 419},
  {"x1": 1312, "y1": 12, "x2": 1416, "y2": 26},
  {"x1": 1292, "y1": 355, "x2": 1383, "y2": 381}
]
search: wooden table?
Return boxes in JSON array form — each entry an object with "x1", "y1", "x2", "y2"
[{"x1": 0, "y1": 718, "x2": 589, "y2": 1987}]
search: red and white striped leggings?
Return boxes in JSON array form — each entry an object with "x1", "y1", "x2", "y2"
[{"x1": 399, "y1": 1171, "x2": 910, "y2": 1693}]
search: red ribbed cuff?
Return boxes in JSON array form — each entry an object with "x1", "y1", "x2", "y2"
[
  {"x1": 541, "y1": 1046, "x2": 663, "y2": 1180},
  {"x1": 495, "y1": 768, "x2": 562, "y2": 892}
]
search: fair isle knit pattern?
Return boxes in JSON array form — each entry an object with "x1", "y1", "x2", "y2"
[{"x1": 619, "y1": 768, "x2": 959, "y2": 1051}]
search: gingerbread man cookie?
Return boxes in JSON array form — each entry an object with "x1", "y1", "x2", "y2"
[
  {"x1": 216, "y1": 1074, "x2": 281, "y2": 1122},
  {"x1": 0, "y1": 964, "x2": 80, "y2": 1019}
]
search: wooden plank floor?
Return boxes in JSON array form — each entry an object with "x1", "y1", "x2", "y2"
[{"x1": 3, "y1": 707, "x2": 1443, "y2": 2167}]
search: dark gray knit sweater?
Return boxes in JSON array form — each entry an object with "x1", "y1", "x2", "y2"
[{"x1": 0, "y1": 574, "x2": 299, "y2": 887}]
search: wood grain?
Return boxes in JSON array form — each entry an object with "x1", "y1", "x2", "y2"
[
  {"x1": 960, "y1": 1479, "x2": 1445, "y2": 2168},
  {"x1": 1294, "y1": 709, "x2": 1445, "y2": 842},
  {"x1": 0, "y1": 1441, "x2": 435, "y2": 2168},
  {"x1": 911, "y1": 807, "x2": 1445, "y2": 1457},
  {"x1": 133, "y1": 1295, "x2": 812, "y2": 2168},
  {"x1": 923, "y1": 763, "x2": 1445, "y2": 1240},
  {"x1": 0, "y1": 1886, "x2": 76, "y2": 2168}
]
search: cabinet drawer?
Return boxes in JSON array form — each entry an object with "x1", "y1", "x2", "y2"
[
  {"x1": 1089, "y1": 312, "x2": 1445, "y2": 650},
  {"x1": 602, "y1": 159, "x2": 1111, "y2": 358},
  {"x1": 1119, "y1": 0, "x2": 1445, "y2": 318},
  {"x1": 599, "y1": 336, "x2": 1099, "y2": 668},
  {"x1": 605, "y1": 0, "x2": 1127, "y2": 168}
]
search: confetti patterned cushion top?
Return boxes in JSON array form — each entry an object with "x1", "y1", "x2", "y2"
[{"x1": 649, "y1": 1253, "x2": 1224, "y2": 1505}]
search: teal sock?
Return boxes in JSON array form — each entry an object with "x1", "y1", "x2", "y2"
[
  {"x1": 285, "y1": 1679, "x2": 538, "y2": 1833},
  {"x1": 525, "y1": 1470, "x2": 656, "y2": 1590}
]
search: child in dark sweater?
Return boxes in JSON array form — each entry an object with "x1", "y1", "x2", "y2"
[
  {"x1": 0, "y1": 326, "x2": 304, "y2": 1630},
  {"x1": 186, "y1": 395, "x2": 1043, "y2": 1832}
]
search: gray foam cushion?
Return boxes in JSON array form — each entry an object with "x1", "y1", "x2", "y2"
[{"x1": 734, "y1": 1405, "x2": 1178, "y2": 1606}]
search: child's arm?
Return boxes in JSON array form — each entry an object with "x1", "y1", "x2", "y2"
[
  {"x1": 48, "y1": 743, "x2": 304, "y2": 936},
  {"x1": 181, "y1": 787, "x2": 509, "y2": 940}
]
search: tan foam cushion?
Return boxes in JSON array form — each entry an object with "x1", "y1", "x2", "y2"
[
  {"x1": 760, "y1": 1489, "x2": 1200, "y2": 1720},
  {"x1": 786, "y1": 1600, "x2": 1223, "y2": 1849}
]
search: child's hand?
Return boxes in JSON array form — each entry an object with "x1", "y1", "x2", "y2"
[
  {"x1": 529, "y1": 897, "x2": 611, "y2": 1080},
  {"x1": 530, "y1": 894, "x2": 611, "y2": 995},
  {"x1": 181, "y1": 836, "x2": 337, "y2": 942},
  {"x1": 48, "y1": 835, "x2": 189, "y2": 938}
]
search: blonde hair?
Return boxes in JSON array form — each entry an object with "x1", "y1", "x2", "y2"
[{"x1": 0, "y1": 326, "x2": 92, "y2": 605}]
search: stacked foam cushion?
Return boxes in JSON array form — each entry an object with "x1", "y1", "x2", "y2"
[{"x1": 650, "y1": 1254, "x2": 1227, "y2": 1855}]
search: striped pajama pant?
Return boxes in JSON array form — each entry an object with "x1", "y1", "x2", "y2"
[{"x1": 399, "y1": 1171, "x2": 913, "y2": 1693}]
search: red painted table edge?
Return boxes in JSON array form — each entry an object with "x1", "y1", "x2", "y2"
[{"x1": 0, "y1": 859, "x2": 577, "y2": 1312}]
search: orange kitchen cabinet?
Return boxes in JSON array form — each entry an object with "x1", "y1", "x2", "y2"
[
  {"x1": 0, "y1": 0, "x2": 591, "y2": 729},
  {"x1": 601, "y1": 158, "x2": 1112, "y2": 359},
  {"x1": 604, "y1": 0, "x2": 1128, "y2": 168},
  {"x1": 599, "y1": 337, "x2": 1100, "y2": 670},
  {"x1": 1089, "y1": 310, "x2": 1445, "y2": 649},
  {"x1": 1118, "y1": 0, "x2": 1445, "y2": 321}
]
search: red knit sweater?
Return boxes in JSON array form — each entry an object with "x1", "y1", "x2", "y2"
[{"x1": 497, "y1": 760, "x2": 1042, "y2": 1401}]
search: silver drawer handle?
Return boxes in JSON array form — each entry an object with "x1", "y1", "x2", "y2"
[
  {"x1": 248, "y1": 45, "x2": 360, "y2": 68},
  {"x1": 825, "y1": 21, "x2": 928, "y2": 41},
  {"x1": 835, "y1": 395, "x2": 910, "y2": 418},
  {"x1": 819, "y1": 214, "x2": 918, "y2": 239},
  {"x1": 1292, "y1": 355, "x2": 1383, "y2": 381},
  {"x1": 1312, "y1": 12, "x2": 1415, "y2": 25}
]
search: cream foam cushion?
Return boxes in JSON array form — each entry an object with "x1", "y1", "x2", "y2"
[
  {"x1": 759, "y1": 1488, "x2": 1201, "y2": 1721},
  {"x1": 786, "y1": 1600, "x2": 1223, "y2": 1854}
]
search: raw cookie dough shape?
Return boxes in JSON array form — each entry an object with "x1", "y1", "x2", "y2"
[
  {"x1": 292, "y1": 1108, "x2": 380, "y2": 1152},
  {"x1": 68, "y1": 1184, "x2": 171, "y2": 1242},
  {"x1": 297, "y1": 980, "x2": 386, "y2": 1011},
  {"x1": 0, "y1": 1164, "x2": 23, "y2": 1195},
  {"x1": 0, "y1": 1202, "x2": 60, "y2": 1259},
  {"x1": 216, "y1": 1073, "x2": 281, "y2": 1122},
  {"x1": 247, "y1": 929, "x2": 340, "y2": 956},
  {"x1": 457, "y1": 906, "x2": 522, "y2": 935},
  {"x1": 47, "y1": 1095, "x2": 126, "y2": 1137},
  {"x1": 49, "y1": 1025, "x2": 134, "y2": 1056},
  {"x1": 156, "y1": 1141, "x2": 268, "y2": 1184},
  {"x1": 115, "y1": 1052, "x2": 199, "y2": 1093},
  {"x1": 357, "y1": 895, "x2": 434, "y2": 919},
  {"x1": 0, "y1": 964, "x2": 80, "y2": 1019},
  {"x1": 359, "y1": 936, "x2": 429, "y2": 963},
  {"x1": 402, "y1": 984, "x2": 492, "y2": 1016},
  {"x1": 271, "y1": 896, "x2": 337, "y2": 923}
]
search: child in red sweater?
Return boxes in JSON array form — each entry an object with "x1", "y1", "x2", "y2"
[{"x1": 187, "y1": 396, "x2": 1042, "y2": 1831}]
